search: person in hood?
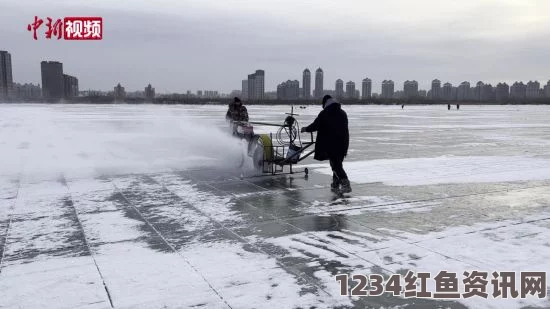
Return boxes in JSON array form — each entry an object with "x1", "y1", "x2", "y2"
[
  {"x1": 301, "y1": 95, "x2": 351, "y2": 193},
  {"x1": 226, "y1": 97, "x2": 249, "y2": 122},
  {"x1": 225, "y1": 101, "x2": 235, "y2": 121}
]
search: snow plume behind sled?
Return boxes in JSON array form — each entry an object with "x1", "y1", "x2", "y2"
[{"x1": 0, "y1": 104, "x2": 246, "y2": 180}]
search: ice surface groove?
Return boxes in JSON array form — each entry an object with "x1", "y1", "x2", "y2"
[
  {"x1": 151, "y1": 174, "x2": 335, "y2": 298},
  {"x1": 0, "y1": 179, "x2": 20, "y2": 274},
  {"x1": 0, "y1": 219, "x2": 12, "y2": 273},
  {"x1": 195, "y1": 176, "x2": 402, "y2": 290},
  {"x1": 62, "y1": 176, "x2": 114, "y2": 308},
  {"x1": 110, "y1": 180, "x2": 235, "y2": 309},
  {"x1": 236, "y1": 177, "x2": 490, "y2": 269}
]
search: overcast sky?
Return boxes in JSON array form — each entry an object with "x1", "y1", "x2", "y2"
[{"x1": 1, "y1": 0, "x2": 549, "y2": 93}]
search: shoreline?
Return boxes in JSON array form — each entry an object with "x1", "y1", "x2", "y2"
[{"x1": 2, "y1": 101, "x2": 550, "y2": 106}]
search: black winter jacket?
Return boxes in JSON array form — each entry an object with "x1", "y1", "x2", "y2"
[
  {"x1": 303, "y1": 102, "x2": 349, "y2": 161},
  {"x1": 226, "y1": 104, "x2": 249, "y2": 122}
]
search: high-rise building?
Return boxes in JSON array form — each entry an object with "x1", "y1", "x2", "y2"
[
  {"x1": 246, "y1": 70, "x2": 265, "y2": 100},
  {"x1": 355, "y1": 89, "x2": 360, "y2": 99},
  {"x1": 114, "y1": 83, "x2": 126, "y2": 100},
  {"x1": 0, "y1": 51, "x2": 14, "y2": 99},
  {"x1": 241, "y1": 80, "x2": 248, "y2": 99},
  {"x1": 276, "y1": 84, "x2": 283, "y2": 100},
  {"x1": 302, "y1": 69, "x2": 311, "y2": 99},
  {"x1": 63, "y1": 74, "x2": 78, "y2": 98},
  {"x1": 418, "y1": 90, "x2": 427, "y2": 97},
  {"x1": 495, "y1": 83, "x2": 509, "y2": 102},
  {"x1": 290, "y1": 80, "x2": 300, "y2": 100},
  {"x1": 276, "y1": 80, "x2": 300, "y2": 100},
  {"x1": 361, "y1": 78, "x2": 372, "y2": 99},
  {"x1": 526, "y1": 81, "x2": 541, "y2": 98},
  {"x1": 247, "y1": 74, "x2": 255, "y2": 100},
  {"x1": 451, "y1": 87, "x2": 458, "y2": 101},
  {"x1": 510, "y1": 82, "x2": 526, "y2": 99},
  {"x1": 482, "y1": 84, "x2": 494, "y2": 101},
  {"x1": 14, "y1": 83, "x2": 41, "y2": 100},
  {"x1": 145, "y1": 84, "x2": 155, "y2": 100},
  {"x1": 403, "y1": 80, "x2": 418, "y2": 98},
  {"x1": 203, "y1": 90, "x2": 219, "y2": 98},
  {"x1": 544, "y1": 81, "x2": 550, "y2": 98},
  {"x1": 335, "y1": 79, "x2": 344, "y2": 99},
  {"x1": 431, "y1": 79, "x2": 441, "y2": 100},
  {"x1": 381, "y1": 80, "x2": 394, "y2": 99},
  {"x1": 457, "y1": 81, "x2": 470, "y2": 101},
  {"x1": 41, "y1": 61, "x2": 64, "y2": 100},
  {"x1": 314, "y1": 68, "x2": 323, "y2": 99},
  {"x1": 442, "y1": 82, "x2": 453, "y2": 100},
  {"x1": 345, "y1": 81, "x2": 356, "y2": 99},
  {"x1": 473, "y1": 81, "x2": 484, "y2": 101},
  {"x1": 254, "y1": 70, "x2": 264, "y2": 100}
]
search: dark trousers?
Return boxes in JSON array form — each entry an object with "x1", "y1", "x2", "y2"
[{"x1": 329, "y1": 156, "x2": 348, "y2": 183}]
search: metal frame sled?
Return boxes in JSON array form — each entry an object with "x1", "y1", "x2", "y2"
[{"x1": 245, "y1": 106, "x2": 315, "y2": 176}]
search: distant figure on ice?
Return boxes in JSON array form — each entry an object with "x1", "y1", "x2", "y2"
[
  {"x1": 447, "y1": 104, "x2": 451, "y2": 110},
  {"x1": 401, "y1": 104, "x2": 404, "y2": 109},
  {"x1": 226, "y1": 97, "x2": 249, "y2": 122},
  {"x1": 301, "y1": 95, "x2": 351, "y2": 193},
  {"x1": 457, "y1": 104, "x2": 460, "y2": 110}
]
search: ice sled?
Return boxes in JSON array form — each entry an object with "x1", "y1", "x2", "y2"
[{"x1": 230, "y1": 106, "x2": 315, "y2": 176}]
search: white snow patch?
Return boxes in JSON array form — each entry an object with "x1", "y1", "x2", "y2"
[
  {"x1": 385, "y1": 123, "x2": 550, "y2": 129},
  {"x1": 78, "y1": 210, "x2": 144, "y2": 244},
  {"x1": 181, "y1": 240, "x2": 348, "y2": 308},
  {"x1": 0, "y1": 256, "x2": 111, "y2": 309},
  {"x1": 303, "y1": 195, "x2": 404, "y2": 216},
  {"x1": 310, "y1": 156, "x2": 550, "y2": 186},
  {"x1": 150, "y1": 173, "x2": 242, "y2": 224},
  {"x1": 92, "y1": 241, "x2": 225, "y2": 308},
  {"x1": 266, "y1": 215, "x2": 550, "y2": 309}
]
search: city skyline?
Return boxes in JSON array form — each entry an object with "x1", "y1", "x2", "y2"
[
  {"x1": 6, "y1": 54, "x2": 550, "y2": 96},
  {"x1": 2, "y1": 0, "x2": 550, "y2": 93},
  {"x1": 3, "y1": 50, "x2": 550, "y2": 101}
]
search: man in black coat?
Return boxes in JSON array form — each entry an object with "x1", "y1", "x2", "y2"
[{"x1": 301, "y1": 95, "x2": 351, "y2": 193}]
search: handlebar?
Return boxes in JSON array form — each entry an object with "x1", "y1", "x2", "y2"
[{"x1": 299, "y1": 131, "x2": 314, "y2": 143}]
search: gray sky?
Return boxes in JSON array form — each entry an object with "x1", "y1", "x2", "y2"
[{"x1": 1, "y1": 0, "x2": 550, "y2": 93}]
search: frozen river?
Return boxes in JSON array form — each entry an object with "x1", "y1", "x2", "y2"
[{"x1": 1, "y1": 103, "x2": 549, "y2": 309}]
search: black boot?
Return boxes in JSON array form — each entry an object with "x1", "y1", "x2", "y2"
[
  {"x1": 340, "y1": 179, "x2": 352, "y2": 193},
  {"x1": 331, "y1": 175, "x2": 340, "y2": 192}
]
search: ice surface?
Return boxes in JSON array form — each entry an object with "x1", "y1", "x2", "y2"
[
  {"x1": 309, "y1": 156, "x2": 550, "y2": 186},
  {"x1": 1, "y1": 104, "x2": 550, "y2": 309},
  {"x1": 0, "y1": 257, "x2": 111, "y2": 309}
]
